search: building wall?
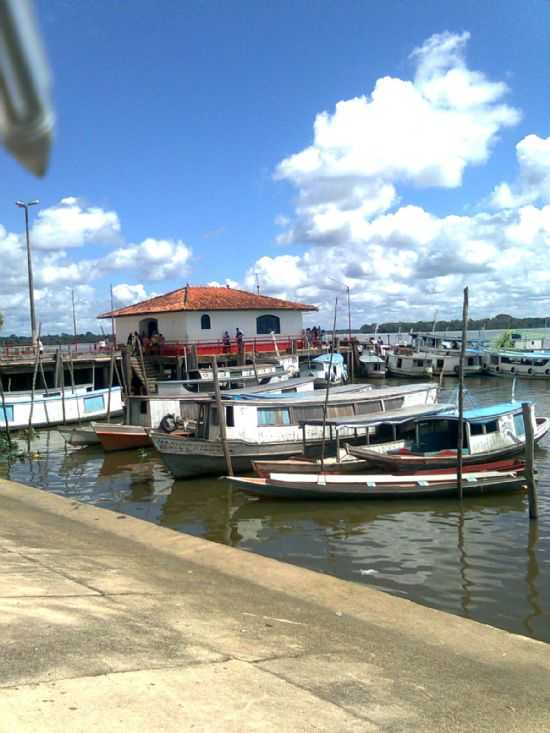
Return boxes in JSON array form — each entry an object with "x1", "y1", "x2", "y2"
[{"x1": 113, "y1": 309, "x2": 305, "y2": 345}]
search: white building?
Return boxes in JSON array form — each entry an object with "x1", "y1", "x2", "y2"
[{"x1": 99, "y1": 284, "x2": 317, "y2": 347}]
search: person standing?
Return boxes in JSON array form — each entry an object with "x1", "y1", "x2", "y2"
[
  {"x1": 236, "y1": 328, "x2": 244, "y2": 355},
  {"x1": 222, "y1": 330, "x2": 231, "y2": 353}
]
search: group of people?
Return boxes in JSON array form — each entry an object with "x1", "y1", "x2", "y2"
[
  {"x1": 304, "y1": 326, "x2": 324, "y2": 347},
  {"x1": 222, "y1": 328, "x2": 244, "y2": 353},
  {"x1": 127, "y1": 330, "x2": 166, "y2": 355}
]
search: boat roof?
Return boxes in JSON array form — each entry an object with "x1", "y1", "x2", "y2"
[
  {"x1": 489, "y1": 350, "x2": 550, "y2": 358},
  {"x1": 436, "y1": 401, "x2": 529, "y2": 423},
  {"x1": 297, "y1": 403, "x2": 454, "y2": 430},
  {"x1": 359, "y1": 353, "x2": 385, "y2": 364},
  {"x1": 227, "y1": 381, "x2": 435, "y2": 405},
  {"x1": 223, "y1": 377, "x2": 314, "y2": 395},
  {"x1": 312, "y1": 352, "x2": 344, "y2": 364}
]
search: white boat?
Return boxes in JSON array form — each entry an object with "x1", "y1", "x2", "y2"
[
  {"x1": 0, "y1": 384, "x2": 123, "y2": 429},
  {"x1": 418, "y1": 350, "x2": 483, "y2": 376},
  {"x1": 150, "y1": 382, "x2": 440, "y2": 478},
  {"x1": 300, "y1": 352, "x2": 348, "y2": 387},
  {"x1": 483, "y1": 350, "x2": 550, "y2": 379},
  {"x1": 387, "y1": 353, "x2": 433, "y2": 378},
  {"x1": 359, "y1": 352, "x2": 386, "y2": 378},
  {"x1": 57, "y1": 425, "x2": 101, "y2": 446}
]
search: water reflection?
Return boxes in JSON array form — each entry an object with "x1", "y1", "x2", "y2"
[{"x1": 3, "y1": 377, "x2": 550, "y2": 644}]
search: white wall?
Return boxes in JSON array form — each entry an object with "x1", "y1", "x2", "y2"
[{"x1": 113, "y1": 310, "x2": 305, "y2": 344}]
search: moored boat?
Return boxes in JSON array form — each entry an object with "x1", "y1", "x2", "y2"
[
  {"x1": 226, "y1": 468, "x2": 526, "y2": 500},
  {"x1": 150, "y1": 382, "x2": 440, "y2": 479},
  {"x1": 348, "y1": 401, "x2": 550, "y2": 471},
  {"x1": 57, "y1": 424, "x2": 101, "y2": 446},
  {"x1": 92, "y1": 423, "x2": 155, "y2": 451},
  {"x1": 387, "y1": 352, "x2": 433, "y2": 378}
]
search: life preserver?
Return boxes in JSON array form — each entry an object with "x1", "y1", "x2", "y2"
[{"x1": 160, "y1": 414, "x2": 177, "y2": 433}]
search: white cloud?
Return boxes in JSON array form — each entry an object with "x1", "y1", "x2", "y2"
[
  {"x1": 31, "y1": 197, "x2": 121, "y2": 250},
  {"x1": 112, "y1": 283, "x2": 150, "y2": 306},
  {"x1": 491, "y1": 134, "x2": 550, "y2": 208},
  {"x1": 276, "y1": 31, "x2": 519, "y2": 249},
  {"x1": 102, "y1": 238, "x2": 192, "y2": 280}
]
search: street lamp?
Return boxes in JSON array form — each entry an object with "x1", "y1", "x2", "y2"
[{"x1": 16, "y1": 199, "x2": 39, "y2": 348}]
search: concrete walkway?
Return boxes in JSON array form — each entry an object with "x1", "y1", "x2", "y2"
[{"x1": 0, "y1": 478, "x2": 549, "y2": 732}]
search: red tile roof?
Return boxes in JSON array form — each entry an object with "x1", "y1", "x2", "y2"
[{"x1": 98, "y1": 285, "x2": 318, "y2": 318}]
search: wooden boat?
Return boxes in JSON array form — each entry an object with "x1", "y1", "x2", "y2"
[
  {"x1": 150, "y1": 382, "x2": 440, "y2": 479},
  {"x1": 483, "y1": 350, "x2": 550, "y2": 379},
  {"x1": 0, "y1": 385, "x2": 123, "y2": 429},
  {"x1": 252, "y1": 454, "x2": 525, "y2": 478},
  {"x1": 358, "y1": 352, "x2": 386, "y2": 378},
  {"x1": 92, "y1": 423, "x2": 152, "y2": 452},
  {"x1": 387, "y1": 352, "x2": 433, "y2": 378},
  {"x1": 348, "y1": 402, "x2": 550, "y2": 472},
  {"x1": 226, "y1": 469, "x2": 526, "y2": 500},
  {"x1": 300, "y1": 352, "x2": 348, "y2": 387},
  {"x1": 57, "y1": 425, "x2": 101, "y2": 446}
]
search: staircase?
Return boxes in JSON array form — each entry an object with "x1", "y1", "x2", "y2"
[{"x1": 129, "y1": 355, "x2": 163, "y2": 393}]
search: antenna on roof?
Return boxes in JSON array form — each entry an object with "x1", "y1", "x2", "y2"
[
  {"x1": 255, "y1": 272, "x2": 260, "y2": 295},
  {"x1": 184, "y1": 283, "x2": 189, "y2": 303}
]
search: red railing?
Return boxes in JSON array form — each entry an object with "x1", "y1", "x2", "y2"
[{"x1": 122, "y1": 334, "x2": 319, "y2": 358}]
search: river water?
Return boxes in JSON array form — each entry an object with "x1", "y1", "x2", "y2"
[{"x1": 2, "y1": 374, "x2": 550, "y2": 643}]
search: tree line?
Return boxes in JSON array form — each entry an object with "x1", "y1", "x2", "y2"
[{"x1": 359, "y1": 313, "x2": 550, "y2": 334}]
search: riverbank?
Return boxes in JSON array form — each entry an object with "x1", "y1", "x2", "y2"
[{"x1": 1, "y1": 477, "x2": 549, "y2": 732}]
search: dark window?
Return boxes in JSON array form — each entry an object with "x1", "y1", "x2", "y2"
[
  {"x1": 201, "y1": 314, "x2": 211, "y2": 330},
  {"x1": 485, "y1": 420, "x2": 498, "y2": 434},
  {"x1": 291, "y1": 406, "x2": 324, "y2": 422},
  {"x1": 256, "y1": 314, "x2": 280, "y2": 334},
  {"x1": 470, "y1": 423, "x2": 484, "y2": 436}
]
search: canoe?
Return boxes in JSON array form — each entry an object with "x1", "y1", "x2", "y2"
[
  {"x1": 226, "y1": 469, "x2": 526, "y2": 500},
  {"x1": 57, "y1": 425, "x2": 100, "y2": 447},
  {"x1": 252, "y1": 455, "x2": 526, "y2": 478}
]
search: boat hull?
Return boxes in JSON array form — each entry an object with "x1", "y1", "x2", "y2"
[
  {"x1": 56, "y1": 426, "x2": 101, "y2": 446},
  {"x1": 227, "y1": 471, "x2": 525, "y2": 500},
  {"x1": 93, "y1": 423, "x2": 152, "y2": 452}
]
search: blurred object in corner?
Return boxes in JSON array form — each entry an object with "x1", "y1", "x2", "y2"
[{"x1": 0, "y1": 0, "x2": 54, "y2": 176}]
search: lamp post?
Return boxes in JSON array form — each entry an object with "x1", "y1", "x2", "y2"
[{"x1": 16, "y1": 199, "x2": 39, "y2": 348}]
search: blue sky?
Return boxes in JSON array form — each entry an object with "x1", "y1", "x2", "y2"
[{"x1": 3, "y1": 0, "x2": 550, "y2": 334}]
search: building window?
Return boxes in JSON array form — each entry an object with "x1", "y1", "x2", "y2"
[
  {"x1": 201, "y1": 314, "x2": 211, "y2": 330},
  {"x1": 256, "y1": 314, "x2": 280, "y2": 335}
]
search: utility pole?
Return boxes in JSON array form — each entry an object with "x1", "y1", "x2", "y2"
[
  {"x1": 71, "y1": 289, "x2": 77, "y2": 340},
  {"x1": 255, "y1": 272, "x2": 260, "y2": 295},
  {"x1": 16, "y1": 200, "x2": 39, "y2": 348},
  {"x1": 110, "y1": 284, "x2": 115, "y2": 345}
]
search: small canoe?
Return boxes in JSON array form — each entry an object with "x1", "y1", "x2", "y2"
[
  {"x1": 57, "y1": 425, "x2": 100, "y2": 447},
  {"x1": 252, "y1": 455, "x2": 526, "y2": 478},
  {"x1": 226, "y1": 469, "x2": 526, "y2": 500},
  {"x1": 93, "y1": 423, "x2": 151, "y2": 452}
]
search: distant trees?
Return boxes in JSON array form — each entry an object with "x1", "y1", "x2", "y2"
[{"x1": 359, "y1": 313, "x2": 550, "y2": 333}]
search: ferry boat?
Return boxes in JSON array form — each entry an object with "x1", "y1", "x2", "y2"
[
  {"x1": 150, "y1": 382, "x2": 440, "y2": 478},
  {"x1": 348, "y1": 402, "x2": 550, "y2": 471},
  {"x1": 483, "y1": 350, "x2": 550, "y2": 379},
  {"x1": 387, "y1": 352, "x2": 433, "y2": 378},
  {"x1": 0, "y1": 384, "x2": 123, "y2": 430}
]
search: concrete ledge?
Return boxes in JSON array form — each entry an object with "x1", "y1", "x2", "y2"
[{"x1": 1, "y1": 478, "x2": 549, "y2": 732}]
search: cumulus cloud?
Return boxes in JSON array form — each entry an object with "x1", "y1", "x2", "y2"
[
  {"x1": 491, "y1": 134, "x2": 550, "y2": 208},
  {"x1": 112, "y1": 283, "x2": 151, "y2": 306},
  {"x1": 31, "y1": 197, "x2": 121, "y2": 250},
  {"x1": 276, "y1": 31, "x2": 519, "y2": 249}
]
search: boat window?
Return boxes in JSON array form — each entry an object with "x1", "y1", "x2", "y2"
[
  {"x1": 397, "y1": 358, "x2": 402, "y2": 369},
  {"x1": 413, "y1": 359, "x2": 425, "y2": 367},
  {"x1": 291, "y1": 406, "x2": 324, "y2": 422},
  {"x1": 534, "y1": 359, "x2": 547, "y2": 367},
  {"x1": 416, "y1": 419, "x2": 464, "y2": 451},
  {"x1": 211, "y1": 407, "x2": 218, "y2": 425},
  {"x1": 140, "y1": 399, "x2": 148, "y2": 415},
  {"x1": 225, "y1": 405, "x2": 235, "y2": 427},
  {"x1": 485, "y1": 420, "x2": 498, "y2": 434},
  {"x1": 355, "y1": 400, "x2": 383, "y2": 415},
  {"x1": 469, "y1": 423, "x2": 484, "y2": 436},
  {"x1": 383, "y1": 397, "x2": 404, "y2": 411},
  {"x1": 256, "y1": 314, "x2": 281, "y2": 335},
  {"x1": 200, "y1": 314, "x2": 211, "y2": 330},
  {"x1": 513, "y1": 413, "x2": 525, "y2": 436},
  {"x1": 257, "y1": 408, "x2": 291, "y2": 427},
  {"x1": 83, "y1": 394, "x2": 105, "y2": 413},
  {"x1": 437, "y1": 359, "x2": 444, "y2": 369},
  {"x1": 490, "y1": 355, "x2": 499, "y2": 365},
  {"x1": 0, "y1": 405, "x2": 13, "y2": 421},
  {"x1": 327, "y1": 404, "x2": 354, "y2": 418},
  {"x1": 467, "y1": 357, "x2": 474, "y2": 366}
]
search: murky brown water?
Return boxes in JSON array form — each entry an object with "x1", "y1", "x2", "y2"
[{"x1": 2, "y1": 375, "x2": 550, "y2": 643}]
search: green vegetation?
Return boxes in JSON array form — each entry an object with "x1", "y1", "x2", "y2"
[
  {"x1": 0, "y1": 331, "x2": 103, "y2": 346},
  {"x1": 359, "y1": 314, "x2": 550, "y2": 333}
]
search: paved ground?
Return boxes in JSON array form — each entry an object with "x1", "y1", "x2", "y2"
[{"x1": 0, "y1": 477, "x2": 549, "y2": 732}]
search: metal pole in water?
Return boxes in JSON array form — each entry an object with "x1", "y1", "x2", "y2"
[
  {"x1": 320, "y1": 297, "x2": 338, "y2": 472},
  {"x1": 0, "y1": 368, "x2": 12, "y2": 449},
  {"x1": 457, "y1": 287, "x2": 469, "y2": 501},
  {"x1": 213, "y1": 356, "x2": 233, "y2": 476},
  {"x1": 522, "y1": 401, "x2": 538, "y2": 520}
]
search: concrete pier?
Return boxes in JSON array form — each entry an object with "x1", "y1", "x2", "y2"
[{"x1": 0, "y1": 478, "x2": 549, "y2": 732}]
